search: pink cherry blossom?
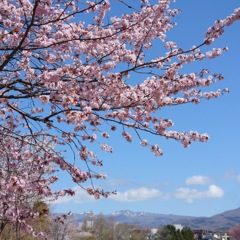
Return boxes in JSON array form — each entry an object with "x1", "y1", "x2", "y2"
[{"x1": 0, "y1": 0, "x2": 239, "y2": 238}]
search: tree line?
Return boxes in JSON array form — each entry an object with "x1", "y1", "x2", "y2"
[{"x1": 1, "y1": 202, "x2": 239, "y2": 240}]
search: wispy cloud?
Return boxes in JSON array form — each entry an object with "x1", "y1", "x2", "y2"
[
  {"x1": 185, "y1": 175, "x2": 211, "y2": 185},
  {"x1": 174, "y1": 184, "x2": 224, "y2": 203},
  {"x1": 236, "y1": 175, "x2": 240, "y2": 182},
  {"x1": 223, "y1": 170, "x2": 240, "y2": 182},
  {"x1": 108, "y1": 187, "x2": 163, "y2": 202},
  {"x1": 106, "y1": 179, "x2": 133, "y2": 187}
]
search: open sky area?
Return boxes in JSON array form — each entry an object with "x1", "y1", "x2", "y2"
[{"x1": 52, "y1": 0, "x2": 240, "y2": 217}]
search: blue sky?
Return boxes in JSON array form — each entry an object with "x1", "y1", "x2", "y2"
[{"x1": 52, "y1": 0, "x2": 240, "y2": 217}]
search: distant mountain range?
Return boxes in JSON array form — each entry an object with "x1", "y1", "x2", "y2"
[{"x1": 73, "y1": 207, "x2": 240, "y2": 231}]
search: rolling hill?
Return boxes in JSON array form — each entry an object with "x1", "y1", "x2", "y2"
[{"x1": 73, "y1": 207, "x2": 240, "y2": 230}]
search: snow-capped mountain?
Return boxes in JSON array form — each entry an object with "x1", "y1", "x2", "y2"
[
  {"x1": 112, "y1": 210, "x2": 145, "y2": 217},
  {"x1": 65, "y1": 207, "x2": 240, "y2": 231}
]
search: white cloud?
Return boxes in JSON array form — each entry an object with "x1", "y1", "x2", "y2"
[
  {"x1": 52, "y1": 186, "x2": 164, "y2": 205},
  {"x1": 52, "y1": 184, "x2": 224, "y2": 205},
  {"x1": 109, "y1": 187, "x2": 163, "y2": 202},
  {"x1": 53, "y1": 186, "x2": 96, "y2": 205},
  {"x1": 185, "y1": 175, "x2": 211, "y2": 185},
  {"x1": 174, "y1": 184, "x2": 224, "y2": 203}
]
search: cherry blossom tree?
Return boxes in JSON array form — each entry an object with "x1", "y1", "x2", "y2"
[
  {"x1": 48, "y1": 214, "x2": 81, "y2": 240},
  {"x1": 1, "y1": 0, "x2": 240, "y2": 238},
  {"x1": 0, "y1": 129, "x2": 59, "y2": 238},
  {"x1": 229, "y1": 225, "x2": 240, "y2": 240}
]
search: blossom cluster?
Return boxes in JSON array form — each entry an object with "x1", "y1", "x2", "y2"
[{"x1": 0, "y1": 0, "x2": 239, "y2": 238}]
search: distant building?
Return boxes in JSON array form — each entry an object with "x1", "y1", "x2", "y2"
[
  {"x1": 173, "y1": 224, "x2": 183, "y2": 231},
  {"x1": 150, "y1": 228, "x2": 158, "y2": 235},
  {"x1": 193, "y1": 229, "x2": 213, "y2": 240},
  {"x1": 220, "y1": 232, "x2": 230, "y2": 240},
  {"x1": 193, "y1": 229, "x2": 230, "y2": 240},
  {"x1": 79, "y1": 220, "x2": 93, "y2": 230}
]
